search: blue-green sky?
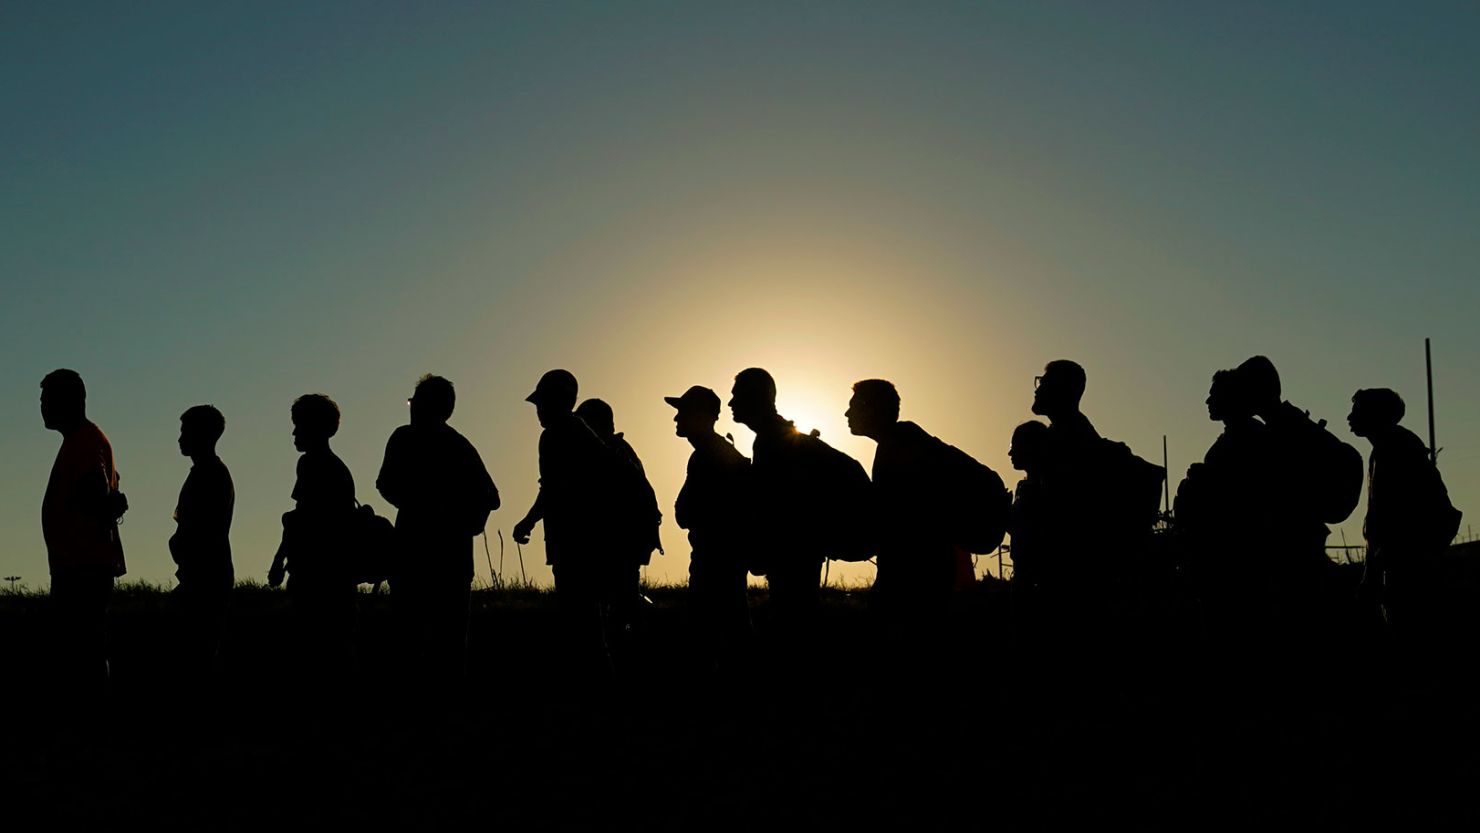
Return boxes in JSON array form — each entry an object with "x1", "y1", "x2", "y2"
[{"x1": 4, "y1": 1, "x2": 1477, "y2": 587}]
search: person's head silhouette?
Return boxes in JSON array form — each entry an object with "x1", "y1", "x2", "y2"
[
  {"x1": 1347, "y1": 388, "x2": 1405, "y2": 440},
  {"x1": 1205, "y1": 369, "x2": 1255, "y2": 424},
  {"x1": 1031, "y1": 360, "x2": 1085, "y2": 421},
  {"x1": 728, "y1": 367, "x2": 778, "y2": 430},
  {"x1": 291, "y1": 394, "x2": 340, "y2": 452},
  {"x1": 575, "y1": 398, "x2": 615, "y2": 439},
  {"x1": 1010, "y1": 420, "x2": 1051, "y2": 474},
  {"x1": 846, "y1": 379, "x2": 900, "y2": 440},
  {"x1": 665, "y1": 386, "x2": 722, "y2": 440},
  {"x1": 179, "y1": 405, "x2": 226, "y2": 459},
  {"x1": 526, "y1": 369, "x2": 578, "y2": 428},
  {"x1": 40, "y1": 368, "x2": 87, "y2": 433},
  {"x1": 410, "y1": 374, "x2": 455, "y2": 426}
]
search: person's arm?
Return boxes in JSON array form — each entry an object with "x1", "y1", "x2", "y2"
[{"x1": 512, "y1": 494, "x2": 543, "y2": 544}]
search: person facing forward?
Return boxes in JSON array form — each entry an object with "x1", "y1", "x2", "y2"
[
  {"x1": 377, "y1": 374, "x2": 500, "y2": 685},
  {"x1": 513, "y1": 369, "x2": 612, "y2": 678},
  {"x1": 668, "y1": 385, "x2": 752, "y2": 674},
  {"x1": 40, "y1": 369, "x2": 127, "y2": 695},
  {"x1": 170, "y1": 404, "x2": 235, "y2": 678}
]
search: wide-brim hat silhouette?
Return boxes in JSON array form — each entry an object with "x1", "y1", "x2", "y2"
[
  {"x1": 664, "y1": 385, "x2": 721, "y2": 418},
  {"x1": 526, "y1": 369, "x2": 578, "y2": 404}
]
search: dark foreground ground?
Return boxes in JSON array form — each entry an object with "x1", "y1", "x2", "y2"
[{"x1": 3, "y1": 568, "x2": 1480, "y2": 830}]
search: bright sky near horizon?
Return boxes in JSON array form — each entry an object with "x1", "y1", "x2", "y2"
[{"x1": 3, "y1": 1, "x2": 1478, "y2": 588}]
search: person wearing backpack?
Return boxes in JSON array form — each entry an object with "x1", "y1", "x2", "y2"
[
  {"x1": 40, "y1": 369, "x2": 127, "y2": 695},
  {"x1": 846, "y1": 379, "x2": 1000, "y2": 622},
  {"x1": 513, "y1": 370, "x2": 613, "y2": 679},
  {"x1": 376, "y1": 375, "x2": 500, "y2": 684},
  {"x1": 267, "y1": 393, "x2": 359, "y2": 681},
  {"x1": 1348, "y1": 388, "x2": 1461, "y2": 647},
  {"x1": 574, "y1": 397, "x2": 662, "y2": 671},
  {"x1": 668, "y1": 385, "x2": 753, "y2": 675},
  {"x1": 729, "y1": 368, "x2": 870, "y2": 660}
]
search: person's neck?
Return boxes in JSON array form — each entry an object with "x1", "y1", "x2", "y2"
[
  {"x1": 301, "y1": 440, "x2": 331, "y2": 455},
  {"x1": 688, "y1": 427, "x2": 722, "y2": 451},
  {"x1": 190, "y1": 450, "x2": 218, "y2": 466},
  {"x1": 866, "y1": 419, "x2": 901, "y2": 443},
  {"x1": 54, "y1": 416, "x2": 88, "y2": 437}
]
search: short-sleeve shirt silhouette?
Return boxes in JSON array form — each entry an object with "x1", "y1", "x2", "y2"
[
  {"x1": 42, "y1": 420, "x2": 126, "y2": 577},
  {"x1": 376, "y1": 422, "x2": 499, "y2": 581},
  {"x1": 170, "y1": 455, "x2": 235, "y2": 587}
]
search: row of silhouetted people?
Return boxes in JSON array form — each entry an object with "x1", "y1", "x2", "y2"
[{"x1": 34, "y1": 356, "x2": 1462, "y2": 691}]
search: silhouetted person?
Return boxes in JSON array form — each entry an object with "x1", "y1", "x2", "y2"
[
  {"x1": 1174, "y1": 370, "x2": 1275, "y2": 653},
  {"x1": 268, "y1": 393, "x2": 358, "y2": 679},
  {"x1": 1007, "y1": 420, "x2": 1053, "y2": 590},
  {"x1": 1236, "y1": 355, "x2": 1360, "y2": 584},
  {"x1": 40, "y1": 369, "x2": 127, "y2": 695},
  {"x1": 170, "y1": 405, "x2": 235, "y2": 677},
  {"x1": 668, "y1": 385, "x2": 752, "y2": 673},
  {"x1": 1029, "y1": 359, "x2": 1162, "y2": 590},
  {"x1": 728, "y1": 368, "x2": 825, "y2": 644},
  {"x1": 574, "y1": 397, "x2": 661, "y2": 668},
  {"x1": 1024, "y1": 360, "x2": 1163, "y2": 718},
  {"x1": 513, "y1": 370, "x2": 611, "y2": 679},
  {"x1": 1348, "y1": 388, "x2": 1460, "y2": 647},
  {"x1": 377, "y1": 374, "x2": 500, "y2": 685},
  {"x1": 845, "y1": 379, "x2": 962, "y2": 625},
  {"x1": 1235, "y1": 356, "x2": 1361, "y2": 651}
]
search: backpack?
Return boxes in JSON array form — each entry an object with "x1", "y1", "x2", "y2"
[
  {"x1": 1094, "y1": 438, "x2": 1167, "y2": 538},
  {"x1": 350, "y1": 503, "x2": 396, "y2": 586},
  {"x1": 795, "y1": 431, "x2": 875, "y2": 562},
  {"x1": 934, "y1": 441, "x2": 1012, "y2": 555},
  {"x1": 600, "y1": 435, "x2": 663, "y2": 563},
  {"x1": 1278, "y1": 404, "x2": 1364, "y2": 525}
]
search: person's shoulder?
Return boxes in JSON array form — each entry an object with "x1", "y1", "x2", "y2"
[{"x1": 78, "y1": 420, "x2": 113, "y2": 454}]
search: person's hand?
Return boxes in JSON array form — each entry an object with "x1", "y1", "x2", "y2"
[
  {"x1": 268, "y1": 562, "x2": 285, "y2": 588},
  {"x1": 512, "y1": 519, "x2": 533, "y2": 546}
]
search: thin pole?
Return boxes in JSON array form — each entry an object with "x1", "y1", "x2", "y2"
[
  {"x1": 1426, "y1": 338, "x2": 1437, "y2": 464},
  {"x1": 1162, "y1": 435, "x2": 1171, "y2": 515}
]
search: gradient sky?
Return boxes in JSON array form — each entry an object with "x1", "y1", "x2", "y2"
[{"x1": 3, "y1": 1, "x2": 1477, "y2": 589}]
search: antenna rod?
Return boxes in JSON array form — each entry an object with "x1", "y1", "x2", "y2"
[
  {"x1": 1426, "y1": 337, "x2": 1437, "y2": 464},
  {"x1": 1162, "y1": 434, "x2": 1171, "y2": 515}
]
